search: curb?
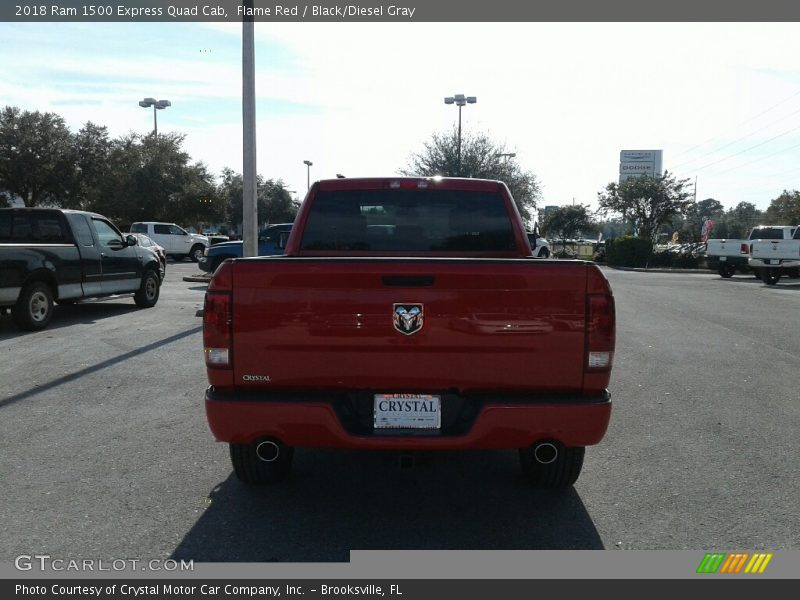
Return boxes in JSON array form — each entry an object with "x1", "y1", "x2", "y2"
[
  {"x1": 183, "y1": 274, "x2": 211, "y2": 283},
  {"x1": 604, "y1": 266, "x2": 712, "y2": 275}
]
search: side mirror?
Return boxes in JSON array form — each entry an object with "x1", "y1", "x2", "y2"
[{"x1": 126, "y1": 235, "x2": 138, "y2": 247}]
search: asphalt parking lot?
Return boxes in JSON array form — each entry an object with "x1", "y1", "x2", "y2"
[{"x1": 1, "y1": 263, "x2": 798, "y2": 562}]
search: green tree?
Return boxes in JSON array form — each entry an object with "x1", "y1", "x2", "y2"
[
  {"x1": 89, "y1": 132, "x2": 211, "y2": 228},
  {"x1": 219, "y1": 167, "x2": 246, "y2": 229},
  {"x1": 0, "y1": 106, "x2": 78, "y2": 207},
  {"x1": 70, "y1": 121, "x2": 112, "y2": 210},
  {"x1": 594, "y1": 218, "x2": 627, "y2": 241},
  {"x1": 221, "y1": 168, "x2": 299, "y2": 232},
  {"x1": 401, "y1": 127, "x2": 542, "y2": 224},
  {"x1": 542, "y1": 205, "x2": 595, "y2": 245},
  {"x1": 597, "y1": 172, "x2": 694, "y2": 243},
  {"x1": 679, "y1": 198, "x2": 725, "y2": 242},
  {"x1": 165, "y1": 162, "x2": 226, "y2": 231},
  {"x1": 722, "y1": 201, "x2": 763, "y2": 238},
  {"x1": 764, "y1": 190, "x2": 800, "y2": 225},
  {"x1": 262, "y1": 179, "x2": 300, "y2": 223}
]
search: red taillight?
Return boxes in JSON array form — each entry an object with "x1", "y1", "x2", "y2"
[
  {"x1": 204, "y1": 262, "x2": 233, "y2": 369},
  {"x1": 586, "y1": 294, "x2": 615, "y2": 372},
  {"x1": 742, "y1": 243, "x2": 750, "y2": 255}
]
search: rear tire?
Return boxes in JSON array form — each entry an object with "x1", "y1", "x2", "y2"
[
  {"x1": 718, "y1": 264, "x2": 735, "y2": 278},
  {"x1": 761, "y1": 268, "x2": 781, "y2": 286},
  {"x1": 230, "y1": 440, "x2": 294, "y2": 484},
  {"x1": 539, "y1": 248, "x2": 550, "y2": 259},
  {"x1": 12, "y1": 281, "x2": 54, "y2": 331},
  {"x1": 519, "y1": 443, "x2": 584, "y2": 488},
  {"x1": 134, "y1": 269, "x2": 160, "y2": 307},
  {"x1": 190, "y1": 244, "x2": 205, "y2": 263}
]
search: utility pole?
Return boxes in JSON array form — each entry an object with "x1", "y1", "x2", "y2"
[{"x1": 242, "y1": 0, "x2": 258, "y2": 258}]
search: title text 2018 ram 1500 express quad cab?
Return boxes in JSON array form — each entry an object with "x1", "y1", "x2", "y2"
[
  {"x1": 203, "y1": 178, "x2": 615, "y2": 488},
  {"x1": 0, "y1": 208, "x2": 163, "y2": 331}
]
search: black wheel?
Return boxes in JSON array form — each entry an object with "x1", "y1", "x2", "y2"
[
  {"x1": 761, "y1": 268, "x2": 781, "y2": 286},
  {"x1": 134, "y1": 269, "x2": 160, "y2": 307},
  {"x1": 229, "y1": 440, "x2": 294, "y2": 484},
  {"x1": 539, "y1": 248, "x2": 550, "y2": 259},
  {"x1": 718, "y1": 264, "x2": 735, "y2": 278},
  {"x1": 190, "y1": 245, "x2": 205, "y2": 262},
  {"x1": 12, "y1": 281, "x2": 54, "y2": 331},
  {"x1": 519, "y1": 442, "x2": 584, "y2": 488}
]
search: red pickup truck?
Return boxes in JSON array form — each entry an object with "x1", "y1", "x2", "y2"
[{"x1": 203, "y1": 177, "x2": 614, "y2": 488}]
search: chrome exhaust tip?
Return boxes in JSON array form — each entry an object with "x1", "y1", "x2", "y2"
[
  {"x1": 533, "y1": 442, "x2": 558, "y2": 465},
  {"x1": 255, "y1": 440, "x2": 281, "y2": 463}
]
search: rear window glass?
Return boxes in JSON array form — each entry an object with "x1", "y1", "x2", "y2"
[
  {"x1": 130, "y1": 223, "x2": 146, "y2": 233},
  {"x1": 300, "y1": 189, "x2": 515, "y2": 252},
  {"x1": 0, "y1": 211, "x2": 67, "y2": 243},
  {"x1": 749, "y1": 227, "x2": 794, "y2": 240},
  {"x1": 154, "y1": 224, "x2": 172, "y2": 235}
]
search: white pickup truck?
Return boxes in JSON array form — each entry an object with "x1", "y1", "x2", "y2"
[
  {"x1": 749, "y1": 225, "x2": 800, "y2": 285},
  {"x1": 130, "y1": 222, "x2": 210, "y2": 262},
  {"x1": 706, "y1": 226, "x2": 796, "y2": 278}
]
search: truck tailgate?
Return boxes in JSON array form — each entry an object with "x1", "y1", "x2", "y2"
[
  {"x1": 230, "y1": 258, "x2": 588, "y2": 393},
  {"x1": 751, "y1": 239, "x2": 800, "y2": 260}
]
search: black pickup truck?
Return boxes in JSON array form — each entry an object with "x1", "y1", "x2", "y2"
[{"x1": 0, "y1": 208, "x2": 163, "y2": 331}]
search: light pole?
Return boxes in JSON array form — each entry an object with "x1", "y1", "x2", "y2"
[
  {"x1": 303, "y1": 160, "x2": 313, "y2": 190},
  {"x1": 138, "y1": 98, "x2": 171, "y2": 136},
  {"x1": 444, "y1": 94, "x2": 476, "y2": 176}
]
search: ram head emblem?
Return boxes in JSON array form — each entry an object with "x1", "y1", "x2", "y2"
[{"x1": 393, "y1": 304, "x2": 424, "y2": 335}]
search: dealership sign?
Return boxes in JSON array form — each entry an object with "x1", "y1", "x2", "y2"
[{"x1": 619, "y1": 149, "x2": 663, "y2": 184}]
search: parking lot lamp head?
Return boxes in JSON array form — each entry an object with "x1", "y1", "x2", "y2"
[
  {"x1": 139, "y1": 98, "x2": 171, "y2": 136},
  {"x1": 444, "y1": 94, "x2": 477, "y2": 177},
  {"x1": 303, "y1": 160, "x2": 313, "y2": 190}
]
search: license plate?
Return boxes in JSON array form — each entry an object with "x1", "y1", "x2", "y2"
[
  {"x1": 374, "y1": 394, "x2": 441, "y2": 429},
  {"x1": 767, "y1": 259, "x2": 778, "y2": 265},
  {"x1": 719, "y1": 256, "x2": 727, "y2": 261}
]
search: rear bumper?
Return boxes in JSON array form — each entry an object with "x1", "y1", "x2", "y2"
[
  {"x1": 706, "y1": 256, "x2": 747, "y2": 269},
  {"x1": 749, "y1": 258, "x2": 800, "y2": 269},
  {"x1": 205, "y1": 388, "x2": 612, "y2": 450}
]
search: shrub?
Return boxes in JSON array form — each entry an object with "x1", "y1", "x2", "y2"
[{"x1": 606, "y1": 236, "x2": 653, "y2": 268}]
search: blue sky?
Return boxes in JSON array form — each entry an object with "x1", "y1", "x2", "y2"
[{"x1": 3, "y1": 22, "x2": 800, "y2": 214}]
